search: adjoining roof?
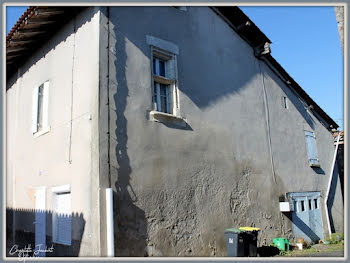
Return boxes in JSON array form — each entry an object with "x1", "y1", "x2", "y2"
[
  {"x1": 6, "y1": 6, "x2": 339, "y2": 129},
  {"x1": 6, "y1": 6, "x2": 84, "y2": 79},
  {"x1": 333, "y1": 130, "x2": 344, "y2": 144}
]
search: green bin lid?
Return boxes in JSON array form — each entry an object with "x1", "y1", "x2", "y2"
[{"x1": 225, "y1": 228, "x2": 241, "y2": 233}]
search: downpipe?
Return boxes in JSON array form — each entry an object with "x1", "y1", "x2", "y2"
[
  {"x1": 105, "y1": 7, "x2": 114, "y2": 257},
  {"x1": 324, "y1": 132, "x2": 341, "y2": 237},
  {"x1": 106, "y1": 188, "x2": 114, "y2": 257}
]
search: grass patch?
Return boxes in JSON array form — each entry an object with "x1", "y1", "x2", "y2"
[{"x1": 277, "y1": 243, "x2": 344, "y2": 257}]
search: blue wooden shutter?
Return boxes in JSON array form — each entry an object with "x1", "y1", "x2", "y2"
[{"x1": 305, "y1": 131, "x2": 319, "y2": 166}]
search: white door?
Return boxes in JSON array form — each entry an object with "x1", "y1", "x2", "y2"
[{"x1": 34, "y1": 187, "x2": 46, "y2": 257}]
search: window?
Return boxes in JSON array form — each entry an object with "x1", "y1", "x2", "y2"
[
  {"x1": 301, "y1": 200, "x2": 305, "y2": 211},
  {"x1": 52, "y1": 185, "x2": 71, "y2": 246},
  {"x1": 32, "y1": 81, "x2": 50, "y2": 135},
  {"x1": 304, "y1": 130, "x2": 320, "y2": 167},
  {"x1": 314, "y1": 198, "x2": 318, "y2": 209},
  {"x1": 152, "y1": 52, "x2": 177, "y2": 114},
  {"x1": 146, "y1": 35, "x2": 180, "y2": 119},
  {"x1": 282, "y1": 96, "x2": 288, "y2": 109},
  {"x1": 308, "y1": 199, "x2": 312, "y2": 210},
  {"x1": 152, "y1": 49, "x2": 178, "y2": 115}
]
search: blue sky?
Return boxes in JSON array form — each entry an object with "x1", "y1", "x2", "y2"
[
  {"x1": 6, "y1": 6, "x2": 28, "y2": 34},
  {"x1": 6, "y1": 6, "x2": 343, "y2": 130}
]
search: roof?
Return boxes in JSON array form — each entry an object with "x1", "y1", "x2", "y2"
[
  {"x1": 332, "y1": 130, "x2": 344, "y2": 145},
  {"x1": 6, "y1": 6, "x2": 85, "y2": 79},
  {"x1": 6, "y1": 6, "x2": 339, "y2": 129}
]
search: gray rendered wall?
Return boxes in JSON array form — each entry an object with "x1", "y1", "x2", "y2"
[{"x1": 103, "y1": 6, "x2": 343, "y2": 256}]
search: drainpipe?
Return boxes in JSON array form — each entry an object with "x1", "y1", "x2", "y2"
[
  {"x1": 106, "y1": 188, "x2": 114, "y2": 256},
  {"x1": 324, "y1": 132, "x2": 341, "y2": 237},
  {"x1": 68, "y1": 16, "x2": 77, "y2": 164},
  {"x1": 105, "y1": 7, "x2": 114, "y2": 257},
  {"x1": 257, "y1": 45, "x2": 277, "y2": 184}
]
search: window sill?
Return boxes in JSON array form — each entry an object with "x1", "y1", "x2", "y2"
[
  {"x1": 309, "y1": 162, "x2": 320, "y2": 168},
  {"x1": 149, "y1": 110, "x2": 186, "y2": 127},
  {"x1": 33, "y1": 126, "x2": 50, "y2": 138},
  {"x1": 153, "y1": 75, "x2": 175, "y2": 85}
]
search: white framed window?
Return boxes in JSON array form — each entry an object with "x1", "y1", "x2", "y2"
[
  {"x1": 32, "y1": 81, "x2": 50, "y2": 136},
  {"x1": 52, "y1": 185, "x2": 71, "y2": 246},
  {"x1": 147, "y1": 35, "x2": 180, "y2": 117},
  {"x1": 304, "y1": 130, "x2": 320, "y2": 167},
  {"x1": 152, "y1": 51, "x2": 178, "y2": 114}
]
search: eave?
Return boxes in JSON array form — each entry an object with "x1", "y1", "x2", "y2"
[{"x1": 6, "y1": 6, "x2": 85, "y2": 80}]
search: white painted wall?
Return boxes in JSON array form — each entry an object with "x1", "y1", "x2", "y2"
[{"x1": 6, "y1": 7, "x2": 101, "y2": 256}]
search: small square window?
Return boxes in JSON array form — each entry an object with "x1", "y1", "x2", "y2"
[{"x1": 282, "y1": 96, "x2": 288, "y2": 109}]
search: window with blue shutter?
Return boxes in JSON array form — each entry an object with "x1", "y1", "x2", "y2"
[{"x1": 305, "y1": 130, "x2": 320, "y2": 167}]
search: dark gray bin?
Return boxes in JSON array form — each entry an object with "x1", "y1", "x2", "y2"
[
  {"x1": 225, "y1": 228, "x2": 258, "y2": 257},
  {"x1": 225, "y1": 228, "x2": 245, "y2": 257}
]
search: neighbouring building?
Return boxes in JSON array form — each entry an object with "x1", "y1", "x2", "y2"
[{"x1": 6, "y1": 6, "x2": 344, "y2": 257}]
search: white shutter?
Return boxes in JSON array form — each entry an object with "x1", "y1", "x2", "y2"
[
  {"x1": 54, "y1": 192, "x2": 72, "y2": 245},
  {"x1": 32, "y1": 86, "x2": 39, "y2": 133},
  {"x1": 42, "y1": 81, "x2": 50, "y2": 128}
]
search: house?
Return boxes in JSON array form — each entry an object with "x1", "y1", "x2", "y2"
[{"x1": 5, "y1": 6, "x2": 343, "y2": 257}]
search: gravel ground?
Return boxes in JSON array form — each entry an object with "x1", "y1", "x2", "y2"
[{"x1": 294, "y1": 250, "x2": 344, "y2": 257}]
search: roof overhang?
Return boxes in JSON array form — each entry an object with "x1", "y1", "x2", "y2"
[{"x1": 6, "y1": 6, "x2": 85, "y2": 80}]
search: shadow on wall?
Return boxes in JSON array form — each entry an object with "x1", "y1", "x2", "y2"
[
  {"x1": 6, "y1": 207, "x2": 85, "y2": 257},
  {"x1": 312, "y1": 166, "x2": 325, "y2": 175},
  {"x1": 111, "y1": 9, "x2": 147, "y2": 256},
  {"x1": 336, "y1": 145, "x2": 344, "y2": 202},
  {"x1": 327, "y1": 164, "x2": 341, "y2": 233},
  {"x1": 112, "y1": 7, "x2": 314, "y2": 129},
  {"x1": 284, "y1": 212, "x2": 320, "y2": 242}
]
